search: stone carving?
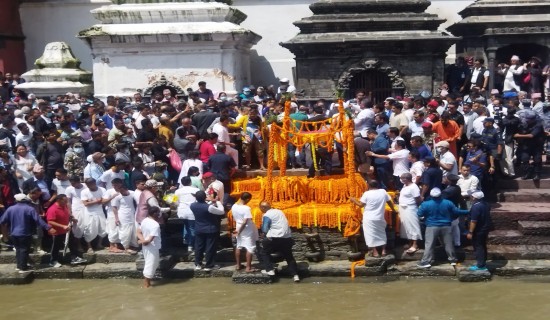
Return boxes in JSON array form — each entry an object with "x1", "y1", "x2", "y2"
[
  {"x1": 35, "y1": 42, "x2": 82, "y2": 69},
  {"x1": 143, "y1": 75, "x2": 185, "y2": 97},
  {"x1": 337, "y1": 59, "x2": 405, "y2": 90}
]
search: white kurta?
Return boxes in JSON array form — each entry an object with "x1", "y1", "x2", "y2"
[
  {"x1": 231, "y1": 204, "x2": 259, "y2": 252},
  {"x1": 360, "y1": 189, "x2": 390, "y2": 248},
  {"x1": 398, "y1": 183, "x2": 422, "y2": 241}
]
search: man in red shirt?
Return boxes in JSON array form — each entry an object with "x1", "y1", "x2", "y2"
[
  {"x1": 199, "y1": 132, "x2": 218, "y2": 170},
  {"x1": 46, "y1": 194, "x2": 86, "y2": 267}
]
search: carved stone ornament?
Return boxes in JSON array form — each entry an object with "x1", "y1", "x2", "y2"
[
  {"x1": 143, "y1": 75, "x2": 185, "y2": 97},
  {"x1": 337, "y1": 59, "x2": 405, "y2": 90}
]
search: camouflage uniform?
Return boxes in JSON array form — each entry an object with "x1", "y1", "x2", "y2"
[{"x1": 64, "y1": 146, "x2": 86, "y2": 178}]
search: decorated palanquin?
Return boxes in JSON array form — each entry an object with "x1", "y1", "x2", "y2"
[{"x1": 229, "y1": 98, "x2": 399, "y2": 241}]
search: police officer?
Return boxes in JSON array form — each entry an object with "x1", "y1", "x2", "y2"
[
  {"x1": 514, "y1": 112, "x2": 545, "y2": 181},
  {"x1": 481, "y1": 118, "x2": 504, "y2": 176}
]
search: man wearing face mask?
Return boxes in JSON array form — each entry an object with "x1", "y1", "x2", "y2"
[
  {"x1": 34, "y1": 102, "x2": 54, "y2": 134},
  {"x1": 64, "y1": 142, "x2": 86, "y2": 178}
]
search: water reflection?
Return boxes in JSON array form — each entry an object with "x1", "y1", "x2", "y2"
[{"x1": 1, "y1": 277, "x2": 550, "y2": 319}]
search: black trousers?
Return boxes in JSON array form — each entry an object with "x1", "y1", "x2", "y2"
[
  {"x1": 260, "y1": 237, "x2": 298, "y2": 276},
  {"x1": 195, "y1": 232, "x2": 218, "y2": 268},
  {"x1": 12, "y1": 236, "x2": 32, "y2": 271},
  {"x1": 519, "y1": 147, "x2": 543, "y2": 174},
  {"x1": 472, "y1": 232, "x2": 488, "y2": 268},
  {"x1": 49, "y1": 232, "x2": 79, "y2": 263}
]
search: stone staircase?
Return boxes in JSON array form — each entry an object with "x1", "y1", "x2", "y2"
[{"x1": 487, "y1": 159, "x2": 550, "y2": 259}]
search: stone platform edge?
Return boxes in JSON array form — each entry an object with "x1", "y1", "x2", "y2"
[{"x1": 4, "y1": 259, "x2": 550, "y2": 285}]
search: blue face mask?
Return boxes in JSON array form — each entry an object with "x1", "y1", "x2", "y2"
[
  {"x1": 124, "y1": 118, "x2": 131, "y2": 125},
  {"x1": 46, "y1": 112, "x2": 54, "y2": 118}
]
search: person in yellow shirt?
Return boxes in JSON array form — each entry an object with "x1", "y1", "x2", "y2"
[
  {"x1": 229, "y1": 106, "x2": 267, "y2": 170},
  {"x1": 158, "y1": 115, "x2": 174, "y2": 147}
]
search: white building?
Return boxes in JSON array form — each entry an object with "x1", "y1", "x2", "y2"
[{"x1": 19, "y1": 0, "x2": 475, "y2": 92}]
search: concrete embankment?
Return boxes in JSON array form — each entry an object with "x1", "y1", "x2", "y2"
[{"x1": 3, "y1": 249, "x2": 550, "y2": 285}]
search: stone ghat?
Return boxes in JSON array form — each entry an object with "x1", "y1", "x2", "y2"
[{"x1": 8, "y1": 257, "x2": 550, "y2": 285}]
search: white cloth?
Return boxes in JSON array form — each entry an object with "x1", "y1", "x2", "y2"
[
  {"x1": 388, "y1": 149, "x2": 410, "y2": 177},
  {"x1": 66, "y1": 185, "x2": 85, "y2": 238},
  {"x1": 503, "y1": 65, "x2": 523, "y2": 92},
  {"x1": 206, "y1": 180, "x2": 225, "y2": 202},
  {"x1": 119, "y1": 223, "x2": 137, "y2": 249},
  {"x1": 81, "y1": 187, "x2": 106, "y2": 216},
  {"x1": 14, "y1": 154, "x2": 36, "y2": 191},
  {"x1": 410, "y1": 160, "x2": 425, "y2": 184},
  {"x1": 175, "y1": 186, "x2": 199, "y2": 219},
  {"x1": 142, "y1": 246, "x2": 160, "y2": 279},
  {"x1": 98, "y1": 169, "x2": 125, "y2": 190},
  {"x1": 363, "y1": 219, "x2": 387, "y2": 247},
  {"x1": 106, "y1": 215, "x2": 120, "y2": 243},
  {"x1": 180, "y1": 159, "x2": 203, "y2": 181},
  {"x1": 399, "y1": 183, "x2": 420, "y2": 206},
  {"x1": 103, "y1": 188, "x2": 119, "y2": 218},
  {"x1": 140, "y1": 216, "x2": 161, "y2": 250},
  {"x1": 263, "y1": 208, "x2": 291, "y2": 238},
  {"x1": 399, "y1": 204, "x2": 422, "y2": 240},
  {"x1": 112, "y1": 192, "x2": 136, "y2": 225},
  {"x1": 231, "y1": 204, "x2": 259, "y2": 252},
  {"x1": 51, "y1": 178, "x2": 71, "y2": 195},
  {"x1": 359, "y1": 189, "x2": 390, "y2": 221},
  {"x1": 83, "y1": 214, "x2": 107, "y2": 243},
  {"x1": 451, "y1": 218, "x2": 461, "y2": 246},
  {"x1": 354, "y1": 108, "x2": 375, "y2": 132},
  {"x1": 472, "y1": 116, "x2": 486, "y2": 135},
  {"x1": 457, "y1": 174, "x2": 479, "y2": 196},
  {"x1": 439, "y1": 151, "x2": 458, "y2": 176}
]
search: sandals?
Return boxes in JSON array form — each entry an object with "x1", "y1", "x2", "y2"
[{"x1": 406, "y1": 248, "x2": 419, "y2": 254}]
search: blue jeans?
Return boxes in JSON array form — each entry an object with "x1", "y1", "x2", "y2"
[{"x1": 183, "y1": 220, "x2": 195, "y2": 248}]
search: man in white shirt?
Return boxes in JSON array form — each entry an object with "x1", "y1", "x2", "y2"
[
  {"x1": 457, "y1": 164, "x2": 479, "y2": 202},
  {"x1": 103, "y1": 178, "x2": 124, "y2": 253},
  {"x1": 368, "y1": 140, "x2": 410, "y2": 189},
  {"x1": 389, "y1": 103, "x2": 409, "y2": 136},
  {"x1": 65, "y1": 175, "x2": 86, "y2": 251},
  {"x1": 112, "y1": 180, "x2": 137, "y2": 254},
  {"x1": 436, "y1": 140, "x2": 458, "y2": 176},
  {"x1": 175, "y1": 176, "x2": 200, "y2": 252},
  {"x1": 98, "y1": 159, "x2": 126, "y2": 190},
  {"x1": 212, "y1": 115, "x2": 239, "y2": 167},
  {"x1": 80, "y1": 178, "x2": 108, "y2": 253},
  {"x1": 51, "y1": 168, "x2": 71, "y2": 195},
  {"x1": 499, "y1": 55, "x2": 524, "y2": 92}
]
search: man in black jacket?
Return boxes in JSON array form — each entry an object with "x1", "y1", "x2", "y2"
[{"x1": 191, "y1": 191, "x2": 225, "y2": 271}]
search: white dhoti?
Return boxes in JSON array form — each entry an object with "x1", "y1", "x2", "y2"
[
  {"x1": 119, "y1": 223, "x2": 138, "y2": 249},
  {"x1": 236, "y1": 222, "x2": 259, "y2": 253},
  {"x1": 451, "y1": 218, "x2": 461, "y2": 246},
  {"x1": 142, "y1": 246, "x2": 160, "y2": 279},
  {"x1": 106, "y1": 215, "x2": 120, "y2": 243},
  {"x1": 399, "y1": 204, "x2": 423, "y2": 241},
  {"x1": 363, "y1": 219, "x2": 387, "y2": 248},
  {"x1": 83, "y1": 214, "x2": 107, "y2": 243},
  {"x1": 71, "y1": 208, "x2": 86, "y2": 239}
]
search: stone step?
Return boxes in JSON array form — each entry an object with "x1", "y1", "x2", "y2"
[
  {"x1": 485, "y1": 245, "x2": 550, "y2": 260},
  {"x1": 497, "y1": 176, "x2": 550, "y2": 190},
  {"x1": 518, "y1": 221, "x2": 550, "y2": 236},
  {"x1": 488, "y1": 230, "x2": 550, "y2": 245},
  {"x1": 491, "y1": 203, "x2": 550, "y2": 229},
  {"x1": 497, "y1": 189, "x2": 550, "y2": 202}
]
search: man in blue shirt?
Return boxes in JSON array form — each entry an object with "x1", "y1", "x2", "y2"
[
  {"x1": 368, "y1": 129, "x2": 390, "y2": 189},
  {"x1": 416, "y1": 188, "x2": 469, "y2": 268},
  {"x1": 0, "y1": 193, "x2": 55, "y2": 272}
]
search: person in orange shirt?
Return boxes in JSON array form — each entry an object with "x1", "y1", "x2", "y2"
[{"x1": 432, "y1": 112, "x2": 462, "y2": 158}]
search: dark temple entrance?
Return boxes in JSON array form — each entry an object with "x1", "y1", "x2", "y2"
[{"x1": 347, "y1": 70, "x2": 394, "y2": 103}]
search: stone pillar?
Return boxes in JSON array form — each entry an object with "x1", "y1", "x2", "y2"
[
  {"x1": 0, "y1": 1, "x2": 26, "y2": 74},
  {"x1": 487, "y1": 47, "x2": 497, "y2": 93}
]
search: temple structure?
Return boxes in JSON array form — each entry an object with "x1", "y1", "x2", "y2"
[
  {"x1": 15, "y1": 42, "x2": 93, "y2": 98},
  {"x1": 78, "y1": 0, "x2": 261, "y2": 99},
  {"x1": 448, "y1": 0, "x2": 550, "y2": 91},
  {"x1": 281, "y1": 0, "x2": 457, "y2": 102}
]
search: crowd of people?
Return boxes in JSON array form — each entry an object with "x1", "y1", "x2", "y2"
[{"x1": 0, "y1": 52, "x2": 548, "y2": 283}]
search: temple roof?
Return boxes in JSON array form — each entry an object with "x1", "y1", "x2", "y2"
[
  {"x1": 282, "y1": 0, "x2": 456, "y2": 53},
  {"x1": 448, "y1": 0, "x2": 550, "y2": 36}
]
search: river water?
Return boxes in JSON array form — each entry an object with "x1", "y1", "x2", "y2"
[{"x1": 2, "y1": 277, "x2": 550, "y2": 319}]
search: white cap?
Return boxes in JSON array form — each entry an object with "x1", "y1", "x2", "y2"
[
  {"x1": 280, "y1": 78, "x2": 290, "y2": 83},
  {"x1": 14, "y1": 194, "x2": 28, "y2": 202},
  {"x1": 511, "y1": 55, "x2": 520, "y2": 61},
  {"x1": 430, "y1": 187, "x2": 442, "y2": 198},
  {"x1": 469, "y1": 190, "x2": 484, "y2": 199}
]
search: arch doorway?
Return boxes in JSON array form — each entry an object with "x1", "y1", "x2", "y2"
[
  {"x1": 142, "y1": 75, "x2": 185, "y2": 99},
  {"x1": 347, "y1": 70, "x2": 394, "y2": 103}
]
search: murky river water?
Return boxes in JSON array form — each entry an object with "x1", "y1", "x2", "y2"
[{"x1": 2, "y1": 277, "x2": 550, "y2": 319}]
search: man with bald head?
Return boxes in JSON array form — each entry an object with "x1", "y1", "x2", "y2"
[
  {"x1": 102, "y1": 105, "x2": 118, "y2": 129},
  {"x1": 258, "y1": 201, "x2": 300, "y2": 282}
]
